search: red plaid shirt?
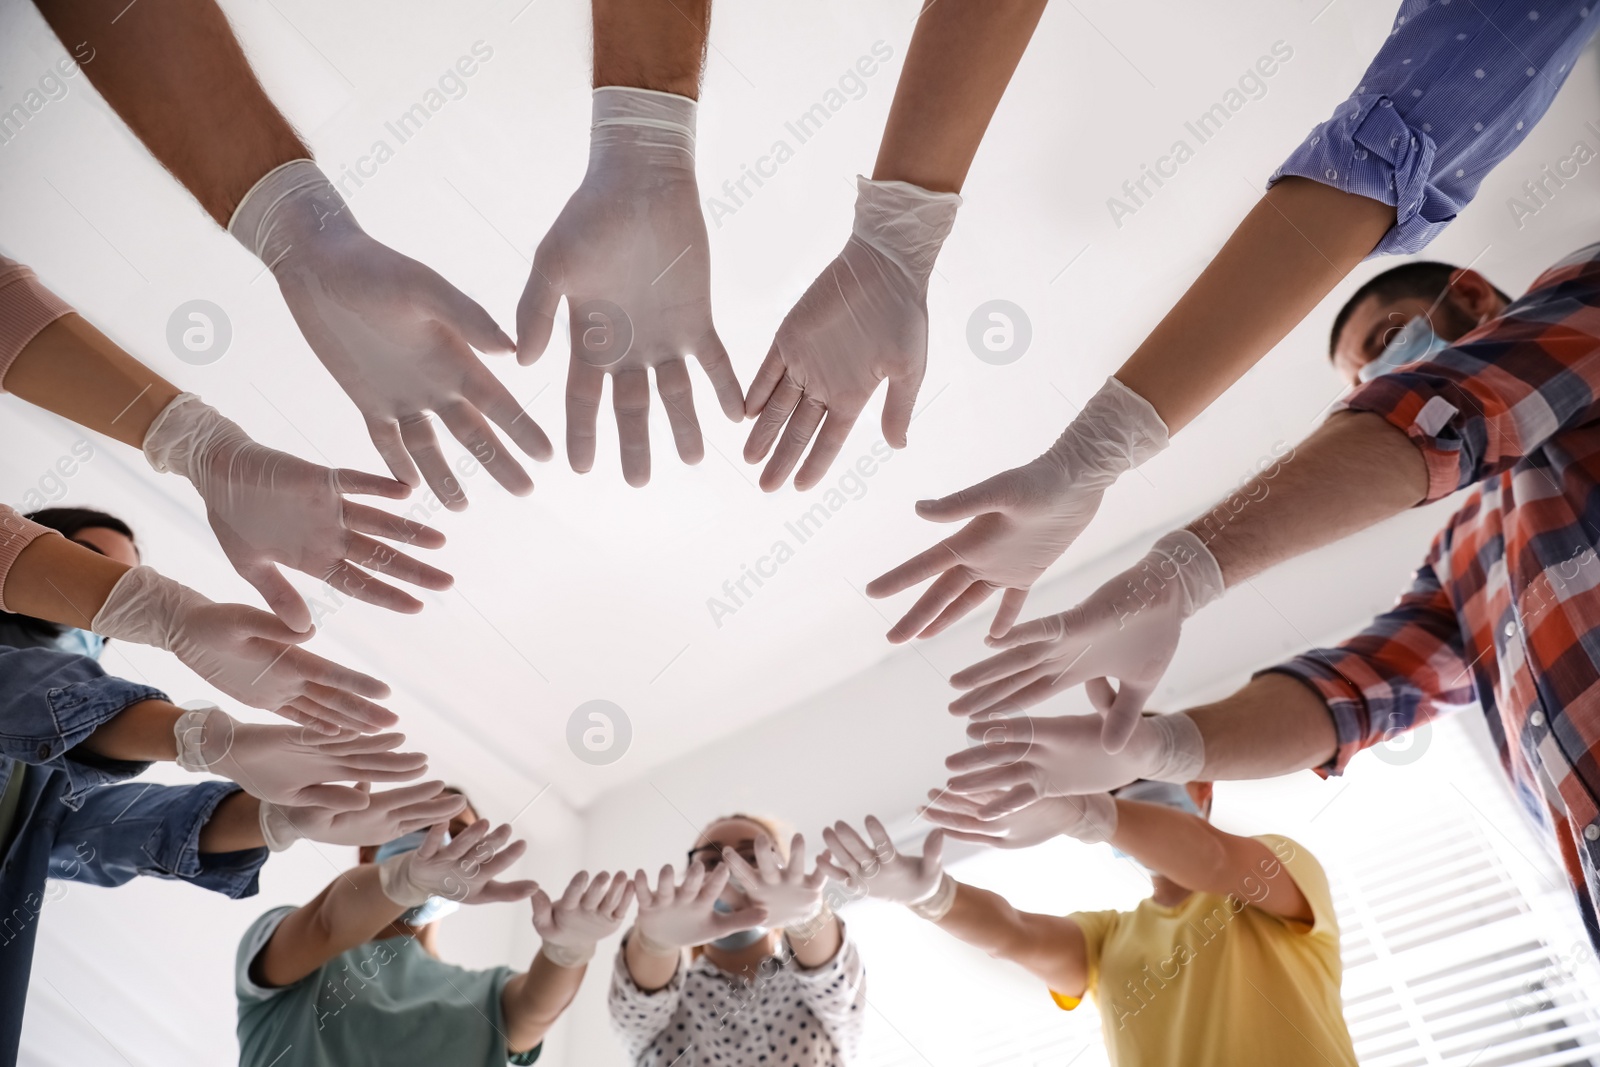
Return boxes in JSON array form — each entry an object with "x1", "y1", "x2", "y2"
[{"x1": 1268, "y1": 240, "x2": 1600, "y2": 937}]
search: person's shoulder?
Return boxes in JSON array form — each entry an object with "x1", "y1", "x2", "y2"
[{"x1": 235, "y1": 906, "x2": 300, "y2": 1004}]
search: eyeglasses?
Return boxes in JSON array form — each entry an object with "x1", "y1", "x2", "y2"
[{"x1": 687, "y1": 840, "x2": 759, "y2": 870}]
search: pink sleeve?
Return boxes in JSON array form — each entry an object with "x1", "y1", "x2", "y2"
[
  {"x1": 0, "y1": 255, "x2": 75, "y2": 391},
  {"x1": 0, "y1": 505, "x2": 60, "y2": 612}
]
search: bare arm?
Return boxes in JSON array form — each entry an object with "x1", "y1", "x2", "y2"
[
  {"x1": 5, "y1": 314, "x2": 180, "y2": 448},
  {"x1": 623, "y1": 930, "x2": 680, "y2": 992},
  {"x1": 790, "y1": 913, "x2": 844, "y2": 969},
  {"x1": 196, "y1": 790, "x2": 267, "y2": 853},
  {"x1": 1187, "y1": 410, "x2": 1427, "y2": 585},
  {"x1": 253, "y1": 865, "x2": 408, "y2": 988},
  {"x1": 500, "y1": 955, "x2": 587, "y2": 1056},
  {"x1": 929, "y1": 881, "x2": 1088, "y2": 998},
  {"x1": 1187, "y1": 673, "x2": 1340, "y2": 781},
  {"x1": 1117, "y1": 179, "x2": 1395, "y2": 433},
  {"x1": 3, "y1": 528, "x2": 130, "y2": 628},
  {"x1": 592, "y1": 0, "x2": 710, "y2": 98},
  {"x1": 872, "y1": 0, "x2": 1048, "y2": 194},
  {"x1": 31, "y1": 0, "x2": 307, "y2": 225},
  {"x1": 1110, "y1": 799, "x2": 1311, "y2": 923}
]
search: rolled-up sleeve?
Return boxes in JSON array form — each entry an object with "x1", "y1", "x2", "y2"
[
  {"x1": 1269, "y1": 0, "x2": 1600, "y2": 256},
  {"x1": 0, "y1": 255, "x2": 73, "y2": 387},
  {"x1": 0, "y1": 506, "x2": 61, "y2": 613},
  {"x1": 49, "y1": 779, "x2": 265, "y2": 898},
  {"x1": 0, "y1": 644, "x2": 165, "y2": 805},
  {"x1": 1259, "y1": 546, "x2": 1475, "y2": 775},
  {"x1": 1339, "y1": 241, "x2": 1600, "y2": 501}
]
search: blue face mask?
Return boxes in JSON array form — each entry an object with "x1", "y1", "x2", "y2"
[
  {"x1": 52, "y1": 627, "x2": 106, "y2": 661},
  {"x1": 1111, "y1": 781, "x2": 1203, "y2": 870},
  {"x1": 709, "y1": 897, "x2": 768, "y2": 951},
  {"x1": 1359, "y1": 314, "x2": 1453, "y2": 382},
  {"x1": 374, "y1": 829, "x2": 460, "y2": 927}
]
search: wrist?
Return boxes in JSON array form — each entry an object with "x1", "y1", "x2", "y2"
[
  {"x1": 1146, "y1": 529, "x2": 1224, "y2": 619},
  {"x1": 142, "y1": 393, "x2": 248, "y2": 482},
  {"x1": 629, "y1": 925, "x2": 682, "y2": 959},
  {"x1": 1142, "y1": 712, "x2": 1205, "y2": 783},
  {"x1": 258, "y1": 801, "x2": 300, "y2": 852},
  {"x1": 539, "y1": 939, "x2": 597, "y2": 969},
  {"x1": 377, "y1": 851, "x2": 431, "y2": 907},
  {"x1": 228, "y1": 159, "x2": 358, "y2": 270},
  {"x1": 906, "y1": 872, "x2": 956, "y2": 921},
  {"x1": 90, "y1": 566, "x2": 200, "y2": 651},
  {"x1": 1060, "y1": 794, "x2": 1118, "y2": 843},
  {"x1": 172, "y1": 706, "x2": 236, "y2": 774},
  {"x1": 849, "y1": 176, "x2": 960, "y2": 287},
  {"x1": 1048, "y1": 376, "x2": 1170, "y2": 485},
  {"x1": 785, "y1": 899, "x2": 832, "y2": 945},
  {"x1": 589, "y1": 87, "x2": 696, "y2": 167}
]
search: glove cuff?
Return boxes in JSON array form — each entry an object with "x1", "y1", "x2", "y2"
[
  {"x1": 539, "y1": 940, "x2": 597, "y2": 969},
  {"x1": 258, "y1": 801, "x2": 300, "y2": 852},
  {"x1": 590, "y1": 86, "x2": 696, "y2": 160},
  {"x1": 142, "y1": 392, "x2": 249, "y2": 482},
  {"x1": 849, "y1": 176, "x2": 961, "y2": 285},
  {"x1": 1145, "y1": 711, "x2": 1206, "y2": 783},
  {"x1": 906, "y1": 872, "x2": 956, "y2": 921},
  {"x1": 228, "y1": 159, "x2": 358, "y2": 269},
  {"x1": 1049, "y1": 376, "x2": 1170, "y2": 485},
  {"x1": 629, "y1": 925, "x2": 683, "y2": 959},
  {"x1": 91, "y1": 565, "x2": 201, "y2": 651},
  {"x1": 173, "y1": 705, "x2": 233, "y2": 774},
  {"x1": 377, "y1": 851, "x2": 431, "y2": 907},
  {"x1": 1147, "y1": 529, "x2": 1225, "y2": 620},
  {"x1": 1063, "y1": 794, "x2": 1119, "y2": 843},
  {"x1": 785, "y1": 899, "x2": 833, "y2": 945}
]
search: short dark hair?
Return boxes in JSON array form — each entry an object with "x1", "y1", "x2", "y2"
[
  {"x1": 1328, "y1": 261, "x2": 1512, "y2": 359},
  {"x1": 0, "y1": 508, "x2": 137, "y2": 641}
]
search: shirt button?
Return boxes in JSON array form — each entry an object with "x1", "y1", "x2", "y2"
[
  {"x1": 1587, "y1": 825, "x2": 1600, "y2": 842},
  {"x1": 1505, "y1": 622, "x2": 1517, "y2": 637},
  {"x1": 35, "y1": 744, "x2": 50, "y2": 760},
  {"x1": 1530, "y1": 711, "x2": 1546, "y2": 726}
]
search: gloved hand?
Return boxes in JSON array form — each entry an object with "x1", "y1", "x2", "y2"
[
  {"x1": 230, "y1": 160, "x2": 552, "y2": 510},
  {"x1": 378, "y1": 819, "x2": 538, "y2": 907},
  {"x1": 144, "y1": 393, "x2": 452, "y2": 632},
  {"x1": 943, "y1": 709, "x2": 1205, "y2": 803},
  {"x1": 173, "y1": 706, "x2": 426, "y2": 809},
  {"x1": 720, "y1": 832, "x2": 829, "y2": 929},
  {"x1": 918, "y1": 788, "x2": 1117, "y2": 849},
  {"x1": 532, "y1": 870, "x2": 636, "y2": 968},
  {"x1": 949, "y1": 529, "x2": 1223, "y2": 751},
  {"x1": 630, "y1": 861, "x2": 768, "y2": 953},
  {"x1": 258, "y1": 780, "x2": 468, "y2": 851},
  {"x1": 866, "y1": 377, "x2": 1168, "y2": 642},
  {"x1": 743, "y1": 177, "x2": 960, "y2": 492},
  {"x1": 517, "y1": 88, "x2": 743, "y2": 488},
  {"x1": 91, "y1": 566, "x2": 394, "y2": 733},
  {"x1": 817, "y1": 816, "x2": 944, "y2": 906}
]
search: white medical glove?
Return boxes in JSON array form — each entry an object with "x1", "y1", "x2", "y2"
[
  {"x1": 867, "y1": 377, "x2": 1168, "y2": 642},
  {"x1": 92, "y1": 566, "x2": 394, "y2": 733},
  {"x1": 144, "y1": 393, "x2": 452, "y2": 632},
  {"x1": 630, "y1": 862, "x2": 768, "y2": 955},
  {"x1": 517, "y1": 88, "x2": 743, "y2": 488},
  {"x1": 173, "y1": 706, "x2": 425, "y2": 809},
  {"x1": 720, "y1": 832, "x2": 829, "y2": 929},
  {"x1": 919, "y1": 788, "x2": 1117, "y2": 849},
  {"x1": 258, "y1": 781, "x2": 468, "y2": 852},
  {"x1": 378, "y1": 819, "x2": 538, "y2": 907},
  {"x1": 230, "y1": 160, "x2": 552, "y2": 510},
  {"x1": 818, "y1": 815, "x2": 944, "y2": 906},
  {"x1": 743, "y1": 177, "x2": 960, "y2": 492},
  {"x1": 949, "y1": 529, "x2": 1223, "y2": 751},
  {"x1": 943, "y1": 709, "x2": 1204, "y2": 805},
  {"x1": 533, "y1": 870, "x2": 636, "y2": 968}
]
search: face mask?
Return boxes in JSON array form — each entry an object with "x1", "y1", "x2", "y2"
[
  {"x1": 374, "y1": 829, "x2": 461, "y2": 926},
  {"x1": 1112, "y1": 781, "x2": 1204, "y2": 871},
  {"x1": 1359, "y1": 314, "x2": 1453, "y2": 382},
  {"x1": 709, "y1": 897, "x2": 768, "y2": 950},
  {"x1": 52, "y1": 627, "x2": 105, "y2": 661}
]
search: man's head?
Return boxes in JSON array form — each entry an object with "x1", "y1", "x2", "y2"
[{"x1": 1328, "y1": 261, "x2": 1511, "y2": 385}]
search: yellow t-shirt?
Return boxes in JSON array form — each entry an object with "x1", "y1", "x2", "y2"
[{"x1": 1055, "y1": 834, "x2": 1357, "y2": 1067}]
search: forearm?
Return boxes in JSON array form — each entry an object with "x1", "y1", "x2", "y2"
[
  {"x1": 5, "y1": 314, "x2": 180, "y2": 448},
  {"x1": 1185, "y1": 411, "x2": 1427, "y2": 586},
  {"x1": 71, "y1": 698, "x2": 180, "y2": 762},
  {"x1": 1107, "y1": 800, "x2": 1235, "y2": 893},
  {"x1": 501, "y1": 953, "x2": 586, "y2": 1055},
  {"x1": 3, "y1": 530, "x2": 130, "y2": 626},
  {"x1": 1116, "y1": 178, "x2": 1394, "y2": 432},
  {"x1": 255, "y1": 865, "x2": 408, "y2": 988},
  {"x1": 197, "y1": 789, "x2": 265, "y2": 853},
  {"x1": 32, "y1": 0, "x2": 307, "y2": 225},
  {"x1": 623, "y1": 930, "x2": 681, "y2": 992},
  {"x1": 1188, "y1": 672, "x2": 1338, "y2": 780},
  {"x1": 789, "y1": 913, "x2": 843, "y2": 969},
  {"x1": 872, "y1": 0, "x2": 1047, "y2": 193},
  {"x1": 592, "y1": 0, "x2": 710, "y2": 98}
]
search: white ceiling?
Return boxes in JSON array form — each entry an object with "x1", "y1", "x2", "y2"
[{"x1": 1, "y1": 0, "x2": 1598, "y2": 828}]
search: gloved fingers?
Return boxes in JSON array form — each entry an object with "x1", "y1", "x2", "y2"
[
  {"x1": 279, "y1": 699, "x2": 368, "y2": 735},
  {"x1": 920, "y1": 828, "x2": 945, "y2": 871},
  {"x1": 289, "y1": 784, "x2": 372, "y2": 812},
  {"x1": 463, "y1": 368, "x2": 555, "y2": 463},
  {"x1": 742, "y1": 367, "x2": 801, "y2": 465},
  {"x1": 813, "y1": 852, "x2": 856, "y2": 886},
  {"x1": 758, "y1": 392, "x2": 827, "y2": 493},
  {"x1": 565, "y1": 357, "x2": 605, "y2": 475},
  {"x1": 983, "y1": 612, "x2": 1070, "y2": 650},
  {"x1": 473, "y1": 877, "x2": 539, "y2": 905},
  {"x1": 937, "y1": 828, "x2": 1011, "y2": 848},
  {"x1": 792, "y1": 405, "x2": 862, "y2": 492},
  {"x1": 866, "y1": 537, "x2": 962, "y2": 601},
  {"x1": 365, "y1": 418, "x2": 422, "y2": 490},
  {"x1": 950, "y1": 641, "x2": 1059, "y2": 692},
  {"x1": 818, "y1": 827, "x2": 859, "y2": 878},
  {"x1": 529, "y1": 885, "x2": 555, "y2": 931},
  {"x1": 721, "y1": 845, "x2": 763, "y2": 891},
  {"x1": 1100, "y1": 681, "x2": 1154, "y2": 754},
  {"x1": 297, "y1": 729, "x2": 405, "y2": 754},
  {"x1": 884, "y1": 570, "x2": 980, "y2": 644},
  {"x1": 920, "y1": 581, "x2": 1001, "y2": 641},
  {"x1": 693, "y1": 329, "x2": 745, "y2": 421},
  {"x1": 343, "y1": 533, "x2": 453, "y2": 591},
  {"x1": 913, "y1": 469, "x2": 1019, "y2": 524},
  {"x1": 709, "y1": 904, "x2": 769, "y2": 937},
  {"x1": 437, "y1": 402, "x2": 533, "y2": 497},
  {"x1": 239, "y1": 561, "x2": 313, "y2": 635},
  {"x1": 862, "y1": 815, "x2": 896, "y2": 859},
  {"x1": 398, "y1": 414, "x2": 464, "y2": 512},
  {"x1": 515, "y1": 246, "x2": 564, "y2": 367},
  {"x1": 742, "y1": 341, "x2": 789, "y2": 419},
  {"x1": 827, "y1": 821, "x2": 878, "y2": 870},
  {"x1": 948, "y1": 663, "x2": 1061, "y2": 717},
  {"x1": 391, "y1": 793, "x2": 469, "y2": 826},
  {"x1": 367, "y1": 779, "x2": 453, "y2": 810},
  {"x1": 633, "y1": 868, "x2": 658, "y2": 907},
  {"x1": 411, "y1": 267, "x2": 515, "y2": 356},
  {"x1": 946, "y1": 727, "x2": 1034, "y2": 771},
  {"x1": 341, "y1": 502, "x2": 447, "y2": 552},
  {"x1": 320, "y1": 561, "x2": 422, "y2": 615},
  {"x1": 290, "y1": 655, "x2": 392, "y2": 701},
  {"x1": 917, "y1": 805, "x2": 997, "y2": 834},
  {"x1": 329, "y1": 753, "x2": 429, "y2": 783},
  {"x1": 989, "y1": 588, "x2": 1032, "y2": 641},
  {"x1": 329, "y1": 467, "x2": 412, "y2": 501},
  {"x1": 657, "y1": 862, "x2": 683, "y2": 900},
  {"x1": 579, "y1": 871, "x2": 612, "y2": 910},
  {"x1": 293, "y1": 683, "x2": 396, "y2": 732},
  {"x1": 438, "y1": 817, "x2": 492, "y2": 863},
  {"x1": 783, "y1": 833, "x2": 810, "y2": 883},
  {"x1": 653, "y1": 358, "x2": 704, "y2": 465},
  {"x1": 943, "y1": 762, "x2": 1034, "y2": 796},
  {"x1": 473, "y1": 836, "x2": 528, "y2": 882},
  {"x1": 613, "y1": 367, "x2": 653, "y2": 488},
  {"x1": 694, "y1": 862, "x2": 730, "y2": 903},
  {"x1": 881, "y1": 365, "x2": 921, "y2": 451},
  {"x1": 601, "y1": 872, "x2": 633, "y2": 917},
  {"x1": 556, "y1": 870, "x2": 589, "y2": 909},
  {"x1": 415, "y1": 821, "x2": 451, "y2": 860},
  {"x1": 218, "y1": 603, "x2": 318, "y2": 646}
]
